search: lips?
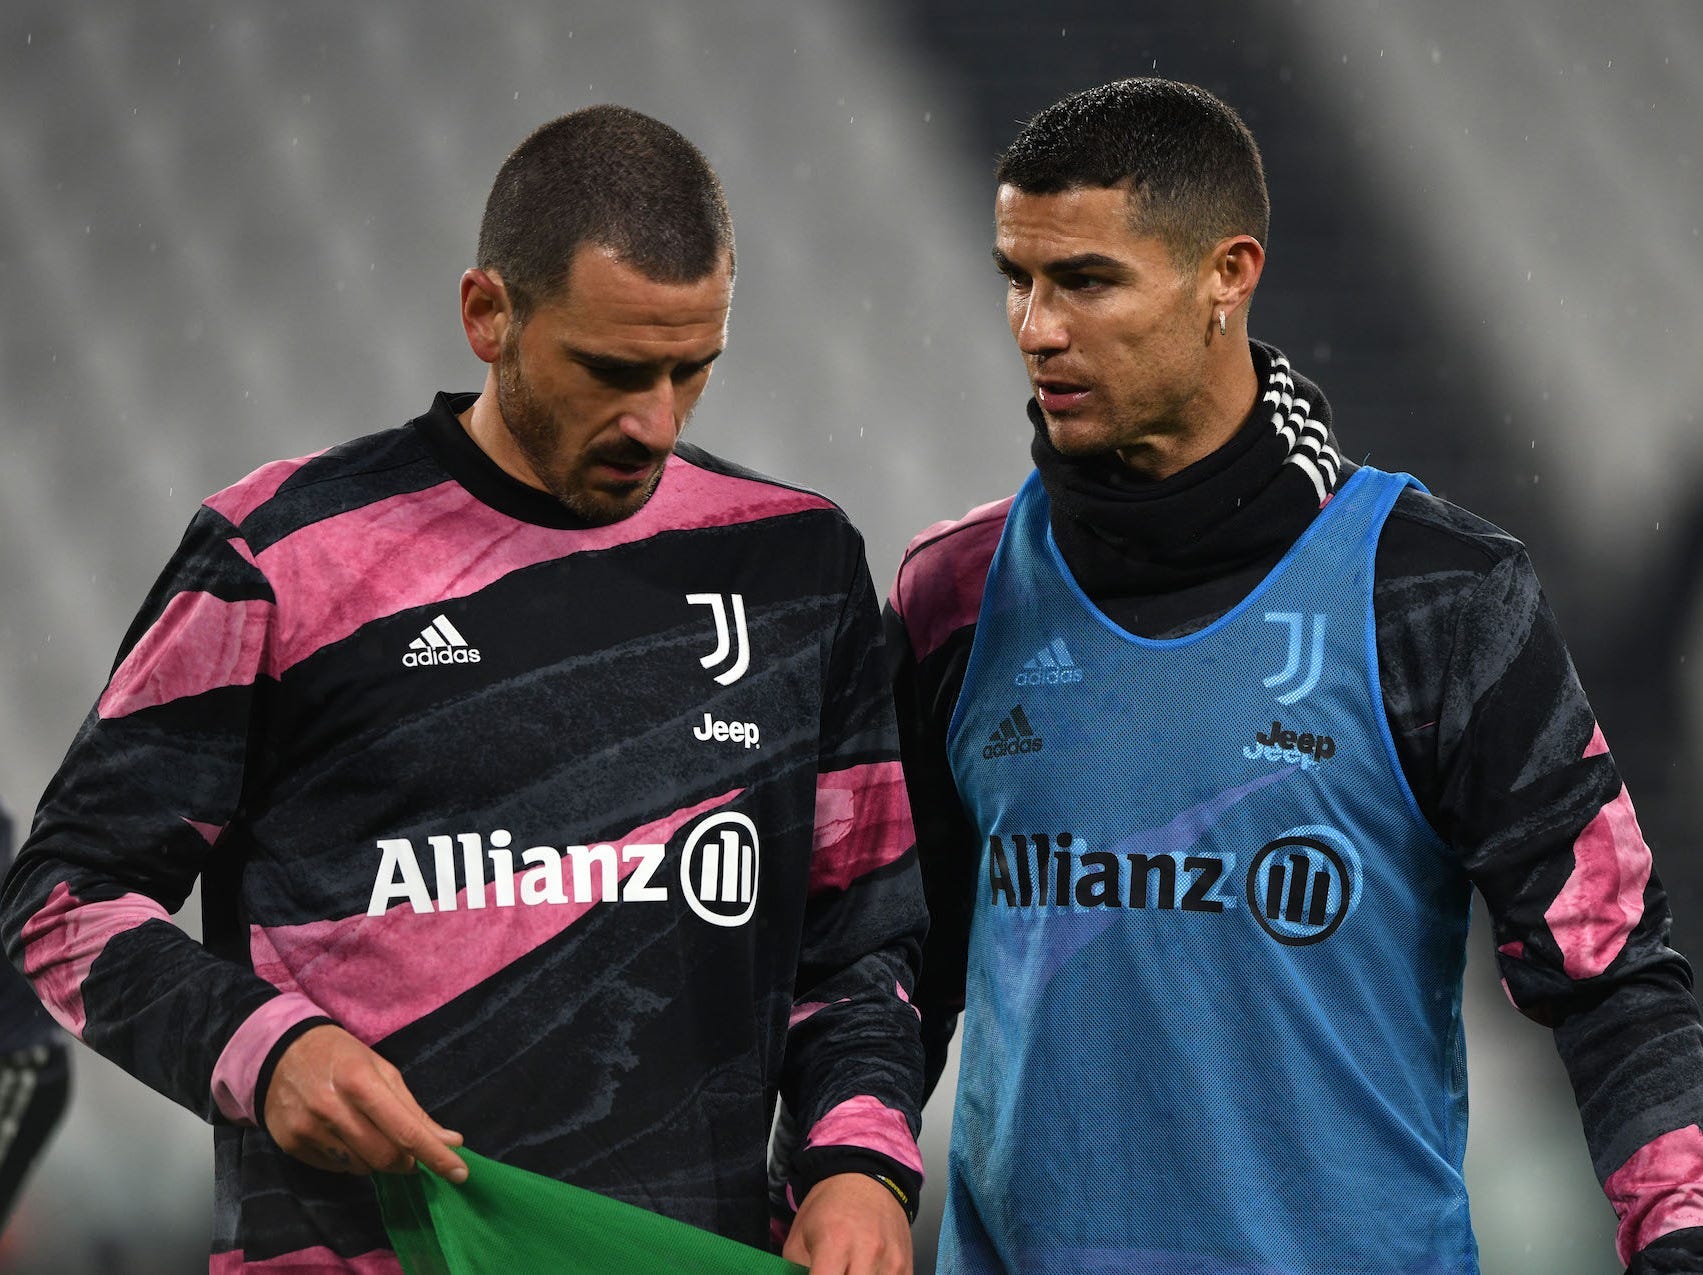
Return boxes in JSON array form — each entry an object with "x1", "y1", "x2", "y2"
[
  {"x1": 589, "y1": 449, "x2": 663, "y2": 482},
  {"x1": 1034, "y1": 378, "x2": 1091, "y2": 413}
]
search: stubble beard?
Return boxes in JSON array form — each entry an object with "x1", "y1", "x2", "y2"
[
  {"x1": 1038, "y1": 368, "x2": 1201, "y2": 467},
  {"x1": 495, "y1": 342, "x2": 665, "y2": 526}
]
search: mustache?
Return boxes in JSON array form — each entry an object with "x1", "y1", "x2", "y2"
[{"x1": 588, "y1": 442, "x2": 664, "y2": 469}]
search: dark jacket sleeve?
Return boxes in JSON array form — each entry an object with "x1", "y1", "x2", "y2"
[
  {"x1": 884, "y1": 600, "x2": 980, "y2": 1106},
  {"x1": 781, "y1": 538, "x2": 929, "y2": 1217},
  {"x1": 1383, "y1": 535, "x2": 1703, "y2": 1273},
  {"x1": 0, "y1": 506, "x2": 329, "y2": 1128}
]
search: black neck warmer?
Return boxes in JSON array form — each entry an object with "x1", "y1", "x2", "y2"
[{"x1": 1033, "y1": 341, "x2": 1345, "y2": 601}]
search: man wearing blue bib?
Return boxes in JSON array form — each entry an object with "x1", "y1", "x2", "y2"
[{"x1": 889, "y1": 78, "x2": 1703, "y2": 1275}]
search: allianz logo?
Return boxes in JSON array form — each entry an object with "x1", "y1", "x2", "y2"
[
  {"x1": 1243, "y1": 718, "x2": 1336, "y2": 769},
  {"x1": 367, "y1": 811, "x2": 761, "y2": 928},
  {"x1": 984, "y1": 828, "x2": 1357, "y2": 945}
]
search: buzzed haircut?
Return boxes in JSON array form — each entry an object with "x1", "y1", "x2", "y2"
[
  {"x1": 996, "y1": 78, "x2": 1269, "y2": 264},
  {"x1": 477, "y1": 105, "x2": 734, "y2": 318}
]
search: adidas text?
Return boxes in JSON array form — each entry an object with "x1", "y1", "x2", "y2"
[
  {"x1": 404, "y1": 614, "x2": 481, "y2": 668},
  {"x1": 1014, "y1": 665, "x2": 1081, "y2": 687},
  {"x1": 1014, "y1": 638, "x2": 1083, "y2": 687},
  {"x1": 984, "y1": 705, "x2": 1043, "y2": 759},
  {"x1": 403, "y1": 647, "x2": 482, "y2": 667}
]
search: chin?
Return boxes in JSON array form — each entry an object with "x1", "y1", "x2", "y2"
[
  {"x1": 552, "y1": 471, "x2": 665, "y2": 526},
  {"x1": 1044, "y1": 416, "x2": 1119, "y2": 459}
]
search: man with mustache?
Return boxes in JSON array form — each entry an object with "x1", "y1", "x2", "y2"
[
  {"x1": 889, "y1": 78, "x2": 1703, "y2": 1273},
  {"x1": 3, "y1": 106, "x2": 923, "y2": 1275}
]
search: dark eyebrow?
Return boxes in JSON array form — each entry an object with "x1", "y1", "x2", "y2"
[
  {"x1": 564, "y1": 347, "x2": 653, "y2": 374},
  {"x1": 991, "y1": 248, "x2": 1128, "y2": 277},
  {"x1": 1044, "y1": 252, "x2": 1125, "y2": 274},
  {"x1": 563, "y1": 345, "x2": 723, "y2": 373}
]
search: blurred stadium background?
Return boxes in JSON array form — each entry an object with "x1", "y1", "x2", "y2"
[{"x1": 2, "y1": 2, "x2": 1700, "y2": 1271}]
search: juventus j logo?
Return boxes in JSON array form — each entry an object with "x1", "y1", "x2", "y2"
[
  {"x1": 686, "y1": 593, "x2": 750, "y2": 686},
  {"x1": 1262, "y1": 612, "x2": 1325, "y2": 705}
]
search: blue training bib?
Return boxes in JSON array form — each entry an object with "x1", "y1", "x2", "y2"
[{"x1": 942, "y1": 466, "x2": 1477, "y2": 1275}]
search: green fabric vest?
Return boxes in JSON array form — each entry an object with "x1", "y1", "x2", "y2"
[{"x1": 377, "y1": 1149, "x2": 807, "y2": 1274}]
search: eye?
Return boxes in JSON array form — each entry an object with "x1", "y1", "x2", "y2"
[
  {"x1": 588, "y1": 363, "x2": 653, "y2": 393},
  {"x1": 671, "y1": 359, "x2": 714, "y2": 384},
  {"x1": 1056, "y1": 272, "x2": 1101, "y2": 293}
]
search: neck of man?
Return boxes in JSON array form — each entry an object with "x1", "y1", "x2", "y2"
[
  {"x1": 1110, "y1": 336, "x2": 1262, "y2": 481},
  {"x1": 459, "y1": 374, "x2": 548, "y2": 493}
]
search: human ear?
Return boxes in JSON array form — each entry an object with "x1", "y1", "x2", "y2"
[
  {"x1": 1207, "y1": 236, "x2": 1265, "y2": 333},
  {"x1": 459, "y1": 268, "x2": 512, "y2": 365}
]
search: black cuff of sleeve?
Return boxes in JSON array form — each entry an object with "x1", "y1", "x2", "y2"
[
  {"x1": 789, "y1": 1145, "x2": 922, "y2": 1224},
  {"x1": 249, "y1": 1016, "x2": 336, "y2": 1129},
  {"x1": 1629, "y1": 1228, "x2": 1703, "y2": 1275}
]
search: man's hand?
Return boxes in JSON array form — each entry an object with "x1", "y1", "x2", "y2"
[
  {"x1": 262, "y1": 1023, "x2": 467, "y2": 1181},
  {"x1": 781, "y1": 1172, "x2": 912, "y2": 1275}
]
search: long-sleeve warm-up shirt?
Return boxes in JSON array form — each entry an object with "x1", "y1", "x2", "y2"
[{"x1": 3, "y1": 391, "x2": 928, "y2": 1272}]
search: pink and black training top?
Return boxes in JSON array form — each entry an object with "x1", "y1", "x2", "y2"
[{"x1": 3, "y1": 391, "x2": 927, "y2": 1272}]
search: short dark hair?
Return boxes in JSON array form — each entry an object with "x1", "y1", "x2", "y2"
[
  {"x1": 477, "y1": 105, "x2": 734, "y2": 318},
  {"x1": 996, "y1": 78, "x2": 1269, "y2": 263}
]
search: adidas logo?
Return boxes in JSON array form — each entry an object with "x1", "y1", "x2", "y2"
[
  {"x1": 1014, "y1": 638, "x2": 1083, "y2": 687},
  {"x1": 983, "y1": 705, "x2": 1044, "y2": 759},
  {"x1": 402, "y1": 614, "x2": 482, "y2": 668}
]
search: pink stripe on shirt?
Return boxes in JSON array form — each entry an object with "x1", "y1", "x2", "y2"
[
  {"x1": 210, "y1": 992, "x2": 330, "y2": 1125},
  {"x1": 788, "y1": 998, "x2": 848, "y2": 1031},
  {"x1": 251, "y1": 791, "x2": 743, "y2": 1044},
  {"x1": 1605, "y1": 1125, "x2": 1703, "y2": 1265},
  {"x1": 256, "y1": 458, "x2": 832, "y2": 676},
  {"x1": 210, "y1": 1246, "x2": 402, "y2": 1273},
  {"x1": 809, "y1": 762, "x2": 913, "y2": 896},
  {"x1": 803, "y1": 1094, "x2": 923, "y2": 1175},
  {"x1": 19, "y1": 882, "x2": 172, "y2": 1037},
  {"x1": 891, "y1": 499, "x2": 1010, "y2": 664},
  {"x1": 99, "y1": 593, "x2": 274, "y2": 719},
  {"x1": 1543, "y1": 782, "x2": 1653, "y2": 979}
]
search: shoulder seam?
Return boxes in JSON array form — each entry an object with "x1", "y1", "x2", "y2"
[
  {"x1": 1384, "y1": 490, "x2": 1525, "y2": 574},
  {"x1": 672, "y1": 442, "x2": 836, "y2": 507}
]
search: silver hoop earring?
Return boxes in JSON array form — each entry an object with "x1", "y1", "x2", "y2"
[{"x1": 1217, "y1": 311, "x2": 1227, "y2": 337}]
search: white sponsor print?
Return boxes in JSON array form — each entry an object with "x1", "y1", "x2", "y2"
[
  {"x1": 693, "y1": 712, "x2": 760, "y2": 749},
  {"x1": 678, "y1": 811, "x2": 760, "y2": 927},
  {"x1": 365, "y1": 810, "x2": 760, "y2": 928},
  {"x1": 366, "y1": 832, "x2": 666, "y2": 915},
  {"x1": 403, "y1": 614, "x2": 482, "y2": 668},
  {"x1": 686, "y1": 592, "x2": 750, "y2": 685}
]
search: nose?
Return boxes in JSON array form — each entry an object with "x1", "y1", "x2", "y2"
[
  {"x1": 616, "y1": 382, "x2": 680, "y2": 453},
  {"x1": 1012, "y1": 284, "x2": 1068, "y2": 357}
]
